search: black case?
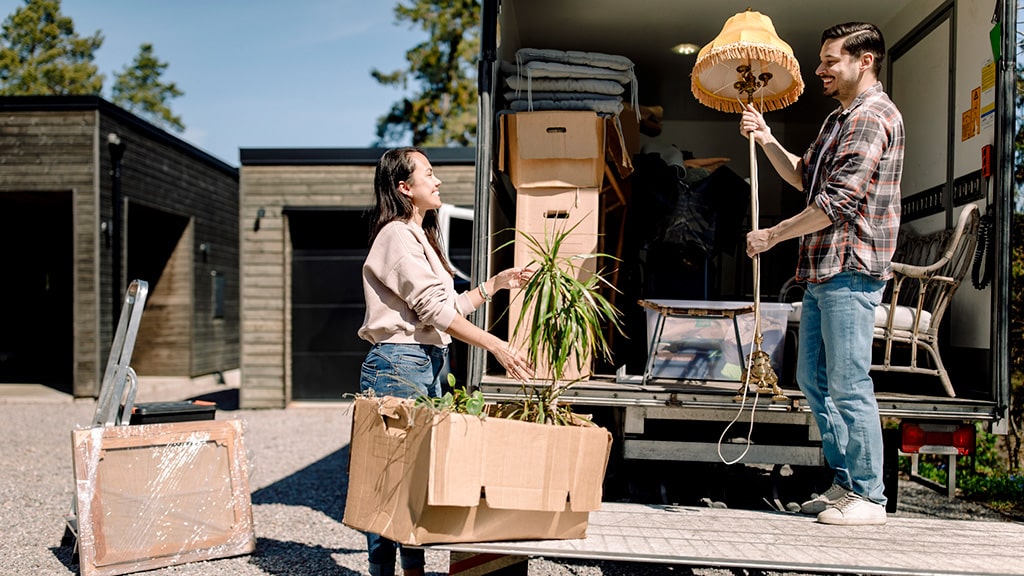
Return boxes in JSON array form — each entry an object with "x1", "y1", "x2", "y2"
[{"x1": 129, "y1": 400, "x2": 217, "y2": 425}]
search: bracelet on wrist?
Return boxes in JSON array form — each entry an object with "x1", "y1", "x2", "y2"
[{"x1": 478, "y1": 282, "x2": 492, "y2": 303}]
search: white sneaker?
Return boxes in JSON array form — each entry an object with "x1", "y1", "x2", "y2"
[
  {"x1": 799, "y1": 483, "x2": 851, "y2": 515},
  {"x1": 817, "y1": 493, "x2": 887, "y2": 525}
]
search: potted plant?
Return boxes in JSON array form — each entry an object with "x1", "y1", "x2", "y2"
[{"x1": 497, "y1": 216, "x2": 624, "y2": 424}]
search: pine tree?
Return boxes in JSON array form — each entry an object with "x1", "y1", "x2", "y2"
[
  {"x1": 111, "y1": 43, "x2": 184, "y2": 133},
  {"x1": 0, "y1": 0, "x2": 103, "y2": 95},
  {"x1": 373, "y1": 0, "x2": 479, "y2": 147}
]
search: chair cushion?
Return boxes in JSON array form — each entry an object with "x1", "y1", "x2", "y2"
[
  {"x1": 875, "y1": 303, "x2": 932, "y2": 332},
  {"x1": 787, "y1": 302, "x2": 932, "y2": 332}
]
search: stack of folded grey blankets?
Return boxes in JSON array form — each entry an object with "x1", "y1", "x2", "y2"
[{"x1": 502, "y1": 47, "x2": 639, "y2": 120}]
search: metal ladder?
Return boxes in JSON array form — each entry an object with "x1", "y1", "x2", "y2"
[
  {"x1": 62, "y1": 279, "x2": 150, "y2": 557},
  {"x1": 91, "y1": 279, "x2": 149, "y2": 426}
]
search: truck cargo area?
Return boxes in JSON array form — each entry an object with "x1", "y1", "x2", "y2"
[{"x1": 467, "y1": 0, "x2": 1016, "y2": 513}]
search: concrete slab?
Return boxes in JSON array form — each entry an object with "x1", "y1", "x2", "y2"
[
  {"x1": 0, "y1": 369, "x2": 241, "y2": 406},
  {"x1": 0, "y1": 383, "x2": 73, "y2": 404}
]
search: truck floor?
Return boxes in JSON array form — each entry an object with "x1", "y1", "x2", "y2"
[{"x1": 435, "y1": 501, "x2": 1024, "y2": 575}]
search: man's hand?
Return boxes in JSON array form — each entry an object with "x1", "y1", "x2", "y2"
[
  {"x1": 739, "y1": 104, "x2": 771, "y2": 144},
  {"x1": 746, "y1": 229, "x2": 774, "y2": 258}
]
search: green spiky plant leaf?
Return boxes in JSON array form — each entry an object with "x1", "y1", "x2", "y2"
[{"x1": 495, "y1": 214, "x2": 623, "y2": 424}]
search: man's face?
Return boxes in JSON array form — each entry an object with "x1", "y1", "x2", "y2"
[{"x1": 815, "y1": 37, "x2": 865, "y2": 103}]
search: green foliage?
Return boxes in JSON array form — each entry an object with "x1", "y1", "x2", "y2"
[
  {"x1": 111, "y1": 43, "x2": 184, "y2": 133},
  {"x1": 373, "y1": 0, "x2": 479, "y2": 147},
  {"x1": 504, "y1": 218, "x2": 624, "y2": 384},
  {"x1": 491, "y1": 216, "x2": 623, "y2": 426},
  {"x1": 1010, "y1": 217, "x2": 1024, "y2": 473},
  {"x1": 1012, "y1": 214, "x2": 1024, "y2": 376},
  {"x1": 418, "y1": 387, "x2": 486, "y2": 415},
  {"x1": 0, "y1": 0, "x2": 103, "y2": 95},
  {"x1": 959, "y1": 473, "x2": 1024, "y2": 516},
  {"x1": 491, "y1": 384, "x2": 588, "y2": 426},
  {"x1": 417, "y1": 374, "x2": 487, "y2": 415}
]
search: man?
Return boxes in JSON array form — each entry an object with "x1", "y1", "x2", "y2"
[{"x1": 741, "y1": 22, "x2": 903, "y2": 526}]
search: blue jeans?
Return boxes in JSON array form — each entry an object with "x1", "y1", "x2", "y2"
[
  {"x1": 359, "y1": 343, "x2": 448, "y2": 576},
  {"x1": 796, "y1": 271, "x2": 887, "y2": 505}
]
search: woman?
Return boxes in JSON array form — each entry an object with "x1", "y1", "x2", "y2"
[{"x1": 357, "y1": 147, "x2": 531, "y2": 576}]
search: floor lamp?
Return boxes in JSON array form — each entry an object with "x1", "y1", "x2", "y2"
[{"x1": 690, "y1": 10, "x2": 804, "y2": 401}]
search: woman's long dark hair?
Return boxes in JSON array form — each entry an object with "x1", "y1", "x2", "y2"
[{"x1": 368, "y1": 147, "x2": 454, "y2": 276}]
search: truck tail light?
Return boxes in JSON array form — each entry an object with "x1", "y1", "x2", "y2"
[{"x1": 899, "y1": 421, "x2": 975, "y2": 455}]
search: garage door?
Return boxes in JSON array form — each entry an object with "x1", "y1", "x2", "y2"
[
  {"x1": 289, "y1": 209, "x2": 369, "y2": 400},
  {"x1": 0, "y1": 192, "x2": 73, "y2": 392}
]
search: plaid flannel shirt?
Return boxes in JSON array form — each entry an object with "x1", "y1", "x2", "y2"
[{"x1": 797, "y1": 82, "x2": 904, "y2": 284}]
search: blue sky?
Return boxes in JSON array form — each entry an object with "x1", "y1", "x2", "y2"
[{"x1": 1, "y1": 0, "x2": 427, "y2": 166}]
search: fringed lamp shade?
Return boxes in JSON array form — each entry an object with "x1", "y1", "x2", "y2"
[{"x1": 690, "y1": 10, "x2": 804, "y2": 113}]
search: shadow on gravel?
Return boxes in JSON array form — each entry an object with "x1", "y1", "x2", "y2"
[
  {"x1": 249, "y1": 537, "x2": 364, "y2": 575},
  {"x1": 251, "y1": 445, "x2": 351, "y2": 524},
  {"x1": 48, "y1": 538, "x2": 77, "y2": 572}
]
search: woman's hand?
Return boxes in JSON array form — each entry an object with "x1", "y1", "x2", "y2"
[
  {"x1": 492, "y1": 267, "x2": 533, "y2": 291},
  {"x1": 492, "y1": 341, "x2": 533, "y2": 382}
]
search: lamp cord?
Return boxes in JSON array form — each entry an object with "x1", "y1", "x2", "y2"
[
  {"x1": 716, "y1": 127, "x2": 764, "y2": 466},
  {"x1": 717, "y1": 347, "x2": 759, "y2": 465}
]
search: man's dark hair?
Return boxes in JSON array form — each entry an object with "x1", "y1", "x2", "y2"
[{"x1": 822, "y1": 22, "x2": 886, "y2": 76}]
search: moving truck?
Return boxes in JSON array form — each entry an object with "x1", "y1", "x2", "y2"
[{"x1": 465, "y1": 0, "x2": 1016, "y2": 508}]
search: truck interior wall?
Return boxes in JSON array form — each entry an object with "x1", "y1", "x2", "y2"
[
  {"x1": 948, "y1": 1, "x2": 998, "y2": 352},
  {"x1": 891, "y1": 18, "x2": 951, "y2": 219}
]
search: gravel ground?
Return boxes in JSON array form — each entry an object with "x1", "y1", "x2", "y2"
[{"x1": 0, "y1": 379, "x2": 1014, "y2": 576}]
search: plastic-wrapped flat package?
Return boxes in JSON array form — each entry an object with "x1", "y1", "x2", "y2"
[{"x1": 70, "y1": 419, "x2": 255, "y2": 576}]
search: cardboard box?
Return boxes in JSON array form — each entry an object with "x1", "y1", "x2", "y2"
[
  {"x1": 343, "y1": 396, "x2": 612, "y2": 545},
  {"x1": 71, "y1": 419, "x2": 255, "y2": 576},
  {"x1": 645, "y1": 301, "x2": 791, "y2": 381},
  {"x1": 500, "y1": 111, "x2": 606, "y2": 188},
  {"x1": 515, "y1": 187, "x2": 600, "y2": 236}
]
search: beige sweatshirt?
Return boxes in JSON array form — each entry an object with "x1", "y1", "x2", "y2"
[{"x1": 357, "y1": 220, "x2": 474, "y2": 346}]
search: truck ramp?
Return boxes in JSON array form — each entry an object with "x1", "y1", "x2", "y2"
[{"x1": 436, "y1": 502, "x2": 1024, "y2": 575}]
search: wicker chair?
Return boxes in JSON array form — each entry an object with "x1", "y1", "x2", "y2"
[
  {"x1": 778, "y1": 203, "x2": 981, "y2": 397},
  {"x1": 873, "y1": 203, "x2": 980, "y2": 397}
]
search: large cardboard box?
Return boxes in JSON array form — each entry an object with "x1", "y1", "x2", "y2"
[
  {"x1": 500, "y1": 111, "x2": 606, "y2": 188},
  {"x1": 343, "y1": 396, "x2": 612, "y2": 545}
]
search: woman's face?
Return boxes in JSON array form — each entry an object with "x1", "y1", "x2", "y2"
[{"x1": 401, "y1": 151, "x2": 443, "y2": 215}]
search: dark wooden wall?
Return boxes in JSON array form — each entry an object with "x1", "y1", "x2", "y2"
[
  {"x1": 0, "y1": 109, "x2": 102, "y2": 396},
  {"x1": 0, "y1": 98, "x2": 239, "y2": 396},
  {"x1": 99, "y1": 112, "x2": 239, "y2": 378}
]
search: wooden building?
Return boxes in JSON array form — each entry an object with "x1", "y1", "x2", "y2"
[
  {"x1": 238, "y1": 147, "x2": 475, "y2": 408},
  {"x1": 0, "y1": 96, "x2": 240, "y2": 398}
]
